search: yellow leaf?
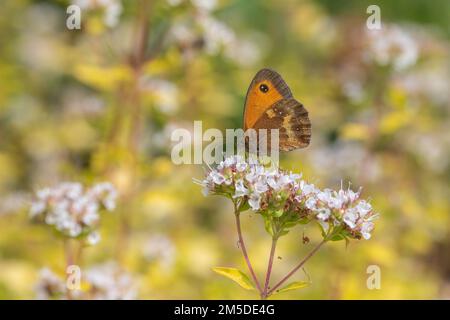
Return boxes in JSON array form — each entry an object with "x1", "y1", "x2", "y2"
[
  {"x1": 73, "y1": 64, "x2": 132, "y2": 91},
  {"x1": 380, "y1": 110, "x2": 411, "y2": 134},
  {"x1": 388, "y1": 87, "x2": 407, "y2": 110},
  {"x1": 212, "y1": 267, "x2": 255, "y2": 290},
  {"x1": 341, "y1": 123, "x2": 370, "y2": 141}
]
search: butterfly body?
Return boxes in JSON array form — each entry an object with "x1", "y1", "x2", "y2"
[{"x1": 243, "y1": 68, "x2": 311, "y2": 152}]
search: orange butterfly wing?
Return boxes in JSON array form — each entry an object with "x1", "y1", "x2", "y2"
[
  {"x1": 243, "y1": 68, "x2": 293, "y2": 130},
  {"x1": 243, "y1": 69, "x2": 311, "y2": 151}
]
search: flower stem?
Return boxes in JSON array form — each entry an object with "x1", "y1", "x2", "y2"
[
  {"x1": 64, "y1": 239, "x2": 73, "y2": 267},
  {"x1": 262, "y1": 237, "x2": 278, "y2": 299},
  {"x1": 267, "y1": 239, "x2": 326, "y2": 296},
  {"x1": 234, "y1": 211, "x2": 263, "y2": 294}
]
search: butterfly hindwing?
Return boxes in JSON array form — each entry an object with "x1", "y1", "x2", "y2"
[{"x1": 252, "y1": 98, "x2": 311, "y2": 152}]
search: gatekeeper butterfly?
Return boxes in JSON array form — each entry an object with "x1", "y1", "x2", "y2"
[{"x1": 243, "y1": 68, "x2": 311, "y2": 152}]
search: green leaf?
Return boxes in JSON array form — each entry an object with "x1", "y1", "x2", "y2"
[
  {"x1": 329, "y1": 233, "x2": 345, "y2": 241},
  {"x1": 263, "y1": 216, "x2": 274, "y2": 236},
  {"x1": 297, "y1": 217, "x2": 310, "y2": 225},
  {"x1": 274, "y1": 281, "x2": 310, "y2": 294},
  {"x1": 212, "y1": 267, "x2": 255, "y2": 290},
  {"x1": 239, "y1": 200, "x2": 250, "y2": 212}
]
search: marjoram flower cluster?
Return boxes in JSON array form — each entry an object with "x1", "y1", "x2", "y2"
[
  {"x1": 30, "y1": 182, "x2": 117, "y2": 244},
  {"x1": 199, "y1": 156, "x2": 378, "y2": 241}
]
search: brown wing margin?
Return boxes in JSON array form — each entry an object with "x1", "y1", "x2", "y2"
[
  {"x1": 251, "y1": 69, "x2": 292, "y2": 98},
  {"x1": 252, "y1": 98, "x2": 311, "y2": 152},
  {"x1": 244, "y1": 68, "x2": 293, "y2": 104}
]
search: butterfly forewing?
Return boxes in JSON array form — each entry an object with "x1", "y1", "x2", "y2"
[{"x1": 243, "y1": 69, "x2": 293, "y2": 130}]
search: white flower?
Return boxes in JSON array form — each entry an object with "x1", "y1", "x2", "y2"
[
  {"x1": 209, "y1": 171, "x2": 225, "y2": 185},
  {"x1": 245, "y1": 165, "x2": 265, "y2": 183},
  {"x1": 317, "y1": 189, "x2": 331, "y2": 202},
  {"x1": 305, "y1": 197, "x2": 317, "y2": 210},
  {"x1": 85, "y1": 262, "x2": 137, "y2": 300},
  {"x1": 72, "y1": 0, "x2": 122, "y2": 28},
  {"x1": 143, "y1": 234, "x2": 176, "y2": 269},
  {"x1": 198, "y1": 155, "x2": 379, "y2": 241},
  {"x1": 65, "y1": 183, "x2": 83, "y2": 199},
  {"x1": 253, "y1": 177, "x2": 269, "y2": 194},
  {"x1": 36, "y1": 188, "x2": 51, "y2": 200},
  {"x1": 69, "y1": 224, "x2": 82, "y2": 237},
  {"x1": 360, "y1": 222, "x2": 374, "y2": 240},
  {"x1": 139, "y1": 77, "x2": 179, "y2": 114},
  {"x1": 87, "y1": 232, "x2": 101, "y2": 245},
  {"x1": 235, "y1": 161, "x2": 247, "y2": 172},
  {"x1": 343, "y1": 208, "x2": 358, "y2": 229},
  {"x1": 233, "y1": 180, "x2": 248, "y2": 198},
  {"x1": 366, "y1": 25, "x2": 418, "y2": 71},
  {"x1": 191, "y1": 0, "x2": 217, "y2": 12},
  {"x1": 30, "y1": 201, "x2": 46, "y2": 218},
  {"x1": 300, "y1": 181, "x2": 316, "y2": 195},
  {"x1": 316, "y1": 208, "x2": 331, "y2": 221},
  {"x1": 82, "y1": 206, "x2": 99, "y2": 225},
  {"x1": 356, "y1": 200, "x2": 372, "y2": 217},
  {"x1": 34, "y1": 268, "x2": 66, "y2": 300},
  {"x1": 30, "y1": 182, "x2": 117, "y2": 243},
  {"x1": 265, "y1": 170, "x2": 296, "y2": 191},
  {"x1": 328, "y1": 196, "x2": 344, "y2": 210},
  {"x1": 223, "y1": 155, "x2": 239, "y2": 167},
  {"x1": 35, "y1": 263, "x2": 136, "y2": 300},
  {"x1": 201, "y1": 184, "x2": 210, "y2": 197},
  {"x1": 346, "y1": 188, "x2": 360, "y2": 203}
]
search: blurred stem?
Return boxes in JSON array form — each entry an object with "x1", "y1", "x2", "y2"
[
  {"x1": 63, "y1": 239, "x2": 84, "y2": 269},
  {"x1": 129, "y1": 0, "x2": 151, "y2": 153},
  {"x1": 64, "y1": 239, "x2": 72, "y2": 300},
  {"x1": 262, "y1": 237, "x2": 278, "y2": 299},
  {"x1": 64, "y1": 239, "x2": 73, "y2": 268},
  {"x1": 267, "y1": 240, "x2": 326, "y2": 296},
  {"x1": 233, "y1": 203, "x2": 263, "y2": 294},
  {"x1": 75, "y1": 240, "x2": 85, "y2": 267}
]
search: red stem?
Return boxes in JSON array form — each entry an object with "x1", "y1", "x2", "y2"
[{"x1": 263, "y1": 237, "x2": 278, "y2": 298}]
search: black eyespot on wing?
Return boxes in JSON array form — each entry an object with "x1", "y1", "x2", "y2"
[
  {"x1": 259, "y1": 84, "x2": 269, "y2": 93},
  {"x1": 250, "y1": 68, "x2": 292, "y2": 98}
]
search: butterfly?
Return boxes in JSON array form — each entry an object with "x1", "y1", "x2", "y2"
[{"x1": 243, "y1": 68, "x2": 311, "y2": 152}]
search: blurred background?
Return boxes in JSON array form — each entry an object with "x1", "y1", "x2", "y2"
[{"x1": 0, "y1": 0, "x2": 449, "y2": 299}]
